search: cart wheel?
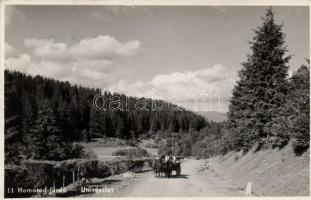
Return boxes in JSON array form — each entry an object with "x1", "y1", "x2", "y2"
[{"x1": 176, "y1": 167, "x2": 181, "y2": 176}]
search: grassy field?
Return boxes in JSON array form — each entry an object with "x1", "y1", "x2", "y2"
[
  {"x1": 79, "y1": 138, "x2": 133, "y2": 161},
  {"x1": 79, "y1": 138, "x2": 158, "y2": 161},
  {"x1": 138, "y1": 139, "x2": 158, "y2": 156}
]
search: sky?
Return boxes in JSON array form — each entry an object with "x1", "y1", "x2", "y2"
[{"x1": 5, "y1": 5, "x2": 309, "y2": 112}]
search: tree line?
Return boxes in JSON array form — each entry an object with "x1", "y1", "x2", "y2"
[{"x1": 5, "y1": 70, "x2": 206, "y2": 163}]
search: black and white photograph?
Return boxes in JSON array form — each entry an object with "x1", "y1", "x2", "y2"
[{"x1": 2, "y1": 0, "x2": 310, "y2": 198}]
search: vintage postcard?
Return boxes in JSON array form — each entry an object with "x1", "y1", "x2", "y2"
[{"x1": 1, "y1": 0, "x2": 310, "y2": 198}]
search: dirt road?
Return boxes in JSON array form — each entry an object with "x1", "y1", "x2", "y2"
[
  {"x1": 128, "y1": 159, "x2": 247, "y2": 197},
  {"x1": 78, "y1": 158, "x2": 249, "y2": 197}
]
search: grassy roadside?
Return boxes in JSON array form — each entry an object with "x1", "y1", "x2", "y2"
[{"x1": 207, "y1": 143, "x2": 310, "y2": 196}]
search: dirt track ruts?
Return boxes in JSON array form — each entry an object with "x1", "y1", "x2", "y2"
[{"x1": 80, "y1": 158, "x2": 250, "y2": 197}]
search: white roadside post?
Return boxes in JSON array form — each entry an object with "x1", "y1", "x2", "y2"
[{"x1": 245, "y1": 182, "x2": 252, "y2": 195}]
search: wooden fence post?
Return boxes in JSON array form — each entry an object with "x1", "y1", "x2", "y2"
[
  {"x1": 62, "y1": 175, "x2": 65, "y2": 188},
  {"x1": 77, "y1": 167, "x2": 80, "y2": 182},
  {"x1": 72, "y1": 170, "x2": 75, "y2": 183}
]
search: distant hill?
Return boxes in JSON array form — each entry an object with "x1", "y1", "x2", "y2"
[{"x1": 197, "y1": 111, "x2": 227, "y2": 122}]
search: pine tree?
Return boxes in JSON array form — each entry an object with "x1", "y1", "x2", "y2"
[
  {"x1": 5, "y1": 71, "x2": 24, "y2": 163},
  {"x1": 116, "y1": 117, "x2": 126, "y2": 138},
  {"x1": 103, "y1": 114, "x2": 114, "y2": 137},
  {"x1": 228, "y1": 8, "x2": 291, "y2": 151},
  {"x1": 183, "y1": 140, "x2": 192, "y2": 157},
  {"x1": 286, "y1": 62, "x2": 309, "y2": 152},
  {"x1": 22, "y1": 95, "x2": 35, "y2": 157},
  {"x1": 29, "y1": 102, "x2": 65, "y2": 160},
  {"x1": 5, "y1": 115, "x2": 23, "y2": 164},
  {"x1": 89, "y1": 108, "x2": 105, "y2": 138},
  {"x1": 150, "y1": 117, "x2": 160, "y2": 134}
]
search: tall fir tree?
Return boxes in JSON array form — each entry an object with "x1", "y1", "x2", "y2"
[
  {"x1": 228, "y1": 8, "x2": 291, "y2": 151},
  {"x1": 271, "y1": 61, "x2": 310, "y2": 152},
  {"x1": 289, "y1": 62, "x2": 310, "y2": 150},
  {"x1": 29, "y1": 101, "x2": 65, "y2": 160},
  {"x1": 22, "y1": 95, "x2": 35, "y2": 157},
  {"x1": 5, "y1": 115, "x2": 23, "y2": 164},
  {"x1": 89, "y1": 108, "x2": 105, "y2": 138}
]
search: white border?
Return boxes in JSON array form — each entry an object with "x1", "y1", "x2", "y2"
[
  {"x1": 1, "y1": 0, "x2": 311, "y2": 6},
  {"x1": 1, "y1": 0, "x2": 5, "y2": 199}
]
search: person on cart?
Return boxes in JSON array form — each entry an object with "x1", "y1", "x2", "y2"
[
  {"x1": 164, "y1": 153, "x2": 170, "y2": 163},
  {"x1": 172, "y1": 155, "x2": 176, "y2": 163}
]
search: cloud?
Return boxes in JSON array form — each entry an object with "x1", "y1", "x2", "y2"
[
  {"x1": 6, "y1": 54, "x2": 72, "y2": 78},
  {"x1": 71, "y1": 35, "x2": 141, "y2": 60},
  {"x1": 110, "y1": 65, "x2": 237, "y2": 112},
  {"x1": 6, "y1": 35, "x2": 140, "y2": 88},
  {"x1": 110, "y1": 79, "x2": 154, "y2": 98},
  {"x1": 5, "y1": 35, "x2": 234, "y2": 112},
  {"x1": 24, "y1": 39, "x2": 70, "y2": 61},
  {"x1": 23, "y1": 35, "x2": 141, "y2": 61},
  {"x1": 5, "y1": 54, "x2": 31, "y2": 72},
  {"x1": 5, "y1": 43, "x2": 17, "y2": 57}
]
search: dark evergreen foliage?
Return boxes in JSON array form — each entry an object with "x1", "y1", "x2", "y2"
[
  {"x1": 189, "y1": 8, "x2": 309, "y2": 157},
  {"x1": 227, "y1": 8, "x2": 291, "y2": 151},
  {"x1": 5, "y1": 70, "x2": 206, "y2": 163}
]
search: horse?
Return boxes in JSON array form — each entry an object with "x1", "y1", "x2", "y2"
[
  {"x1": 164, "y1": 157, "x2": 174, "y2": 178},
  {"x1": 153, "y1": 157, "x2": 166, "y2": 177}
]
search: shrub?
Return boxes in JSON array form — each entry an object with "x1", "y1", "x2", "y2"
[
  {"x1": 139, "y1": 134, "x2": 148, "y2": 140},
  {"x1": 65, "y1": 142, "x2": 85, "y2": 159},
  {"x1": 125, "y1": 140, "x2": 138, "y2": 147},
  {"x1": 157, "y1": 141, "x2": 172, "y2": 156},
  {"x1": 112, "y1": 148, "x2": 148, "y2": 158},
  {"x1": 5, "y1": 157, "x2": 153, "y2": 198},
  {"x1": 5, "y1": 165, "x2": 31, "y2": 198},
  {"x1": 145, "y1": 143, "x2": 159, "y2": 148},
  {"x1": 96, "y1": 161, "x2": 112, "y2": 178},
  {"x1": 234, "y1": 154, "x2": 239, "y2": 162},
  {"x1": 154, "y1": 137, "x2": 161, "y2": 144},
  {"x1": 80, "y1": 148, "x2": 97, "y2": 159}
]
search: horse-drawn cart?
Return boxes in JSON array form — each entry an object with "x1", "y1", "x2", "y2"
[
  {"x1": 172, "y1": 158, "x2": 182, "y2": 176},
  {"x1": 153, "y1": 156, "x2": 183, "y2": 178}
]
